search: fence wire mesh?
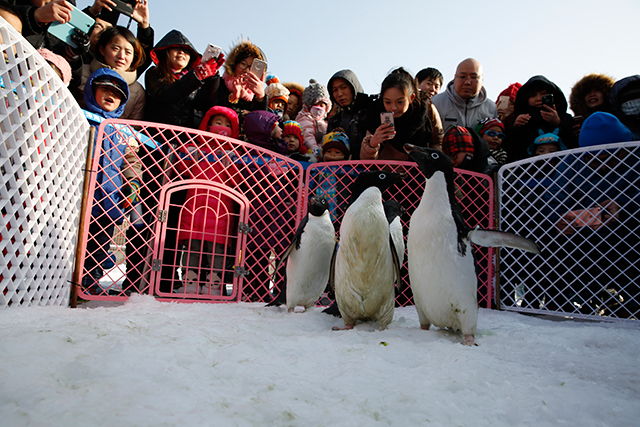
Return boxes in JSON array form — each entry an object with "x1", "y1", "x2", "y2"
[
  {"x1": 1, "y1": 18, "x2": 90, "y2": 308},
  {"x1": 498, "y1": 142, "x2": 640, "y2": 321}
]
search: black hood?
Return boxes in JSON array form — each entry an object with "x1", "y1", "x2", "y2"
[
  {"x1": 514, "y1": 75, "x2": 569, "y2": 117},
  {"x1": 150, "y1": 30, "x2": 200, "y2": 69}
]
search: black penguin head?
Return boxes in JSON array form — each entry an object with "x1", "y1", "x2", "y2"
[
  {"x1": 382, "y1": 200, "x2": 404, "y2": 225},
  {"x1": 350, "y1": 170, "x2": 405, "y2": 203},
  {"x1": 404, "y1": 144, "x2": 453, "y2": 179},
  {"x1": 308, "y1": 195, "x2": 329, "y2": 216}
]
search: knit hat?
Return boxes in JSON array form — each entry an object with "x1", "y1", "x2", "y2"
[
  {"x1": 37, "y1": 48, "x2": 71, "y2": 86},
  {"x1": 265, "y1": 75, "x2": 290, "y2": 108},
  {"x1": 442, "y1": 126, "x2": 474, "y2": 157},
  {"x1": 528, "y1": 128, "x2": 567, "y2": 155},
  {"x1": 476, "y1": 117, "x2": 504, "y2": 135},
  {"x1": 497, "y1": 83, "x2": 522, "y2": 103},
  {"x1": 322, "y1": 129, "x2": 350, "y2": 157},
  {"x1": 302, "y1": 79, "x2": 332, "y2": 111},
  {"x1": 282, "y1": 120, "x2": 306, "y2": 154},
  {"x1": 578, "y1": 112, "x2": 635, "y2": 147},
  {"x1": 198, "y1": 105, "x2": 240, "y2": 139}
]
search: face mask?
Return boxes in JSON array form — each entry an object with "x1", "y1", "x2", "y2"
[
  {"x1": 621, "y1": 98, "x2": 640, "y2": 116},
  {"x1": 310, "y1": 105, "x2": 326, "y2": 119},
  {"x1": 209, "y1": 125, "x2": 231, "y2": 137}
]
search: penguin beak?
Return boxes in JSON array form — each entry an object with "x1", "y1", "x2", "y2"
[{"x1": 403, "y1": 144, "x2": 417, "y2": 154}]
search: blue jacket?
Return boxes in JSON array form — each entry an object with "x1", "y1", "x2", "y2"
[{"x1": 83, "y1": 68, "x2": 130, "y2": 223}]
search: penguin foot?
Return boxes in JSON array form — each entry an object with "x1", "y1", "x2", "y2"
[
  {"x1": 462, "y1": 334, "x2": 477, "y2": 346},
  {"x1": 420, "y1": 324, "x2": 431, "y2": 330},
  {"x1": 332, "y1": 324, "x2": 354, "y2": 331}
]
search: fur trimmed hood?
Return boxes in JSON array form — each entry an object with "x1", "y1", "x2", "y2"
[
  {"x1": 223, "y1": 38, "x2": 265, "y2": 78},
  {"x1": 569, "y1": 73, "x2": 615, "y2": 118}
]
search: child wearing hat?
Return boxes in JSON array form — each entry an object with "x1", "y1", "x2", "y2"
[
  {"x1": 477, "y1": 117, "x2": 508, "y2": 165},
  {"x1": 282, "y1": 120, "x2": 312, "y2": 162},
  {"x1": 528, "y1": 129, "x2": 567, "y2": 156},
  {"x1": 295, "y1": 79, "x2": 332, "y2": 155},
  {"x1": 265, "y1": 75, "x2": 290, "y2": 120},
  {"x1": 81, "y1": 68, "x2": 141, "y2": 293},
  {"x1": 442, "y1": 125, "x2": 476, "y2": 168},
  {"x1": 321, "y1": 128, "x2": 351, "y2": 162}
]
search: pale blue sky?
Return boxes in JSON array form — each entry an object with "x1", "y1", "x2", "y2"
[{"x1": 104, "y1": 0, "x2": 639, "y2": 109}]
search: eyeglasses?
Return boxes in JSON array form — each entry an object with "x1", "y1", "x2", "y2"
[
  {"x1": 455, "y1": 74, "x2": 482, "y2": 82},
  {"x1": 485, "y1": 130, "x2": 505, "y2": 139}
]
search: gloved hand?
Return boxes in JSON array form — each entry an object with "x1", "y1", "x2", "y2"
[
  {"x1": 193, "y1": 52, "x2": 225, "y2": 81},
  {"x1": 122, "y1": 179, "x2": 141, "y2": 210},
  {"x1": 64, "y1": 28, "x2": 90, "y2": 60}
]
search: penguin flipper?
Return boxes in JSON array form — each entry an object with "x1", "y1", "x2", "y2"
[
  {"x1": 328, "y1": 241, "x2": 338, "y2": 291},
  {"x1": 389, "y1": 235, "x2": 402, "y2": 289},
  {"x1": 467, "y1": 228, "x2": 541, "y2": 254}
]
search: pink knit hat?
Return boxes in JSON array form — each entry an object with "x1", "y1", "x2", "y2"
[{"x1": 37, "y1": 48, "x2": 71, "y2": 86}]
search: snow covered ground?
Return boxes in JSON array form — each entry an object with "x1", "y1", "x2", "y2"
[{"x1": 1, "y1": 295, "x2": 639, "y2": 426}]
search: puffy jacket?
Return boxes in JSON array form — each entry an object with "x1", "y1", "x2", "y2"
[{"x1": 610, "y1": 75, "x2": 640, "y2": 139}]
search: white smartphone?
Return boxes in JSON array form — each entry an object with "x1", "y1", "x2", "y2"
[
  {"x1": 250, "y1": 58, "x2": 267, "y2": 78},
  {"x1": 201, "y1": 44, "x2": 222, "y2": 63},
  {"x1": 380, "y1": 112, "x2": 394, "y2": 127},
  {"x1": 48, "y1": 5, "x2": 95, "y2": 49}
]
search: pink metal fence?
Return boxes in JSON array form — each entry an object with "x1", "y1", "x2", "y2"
[{"x1": 75, "y1": 120, "x2": 495, "y2": 307}]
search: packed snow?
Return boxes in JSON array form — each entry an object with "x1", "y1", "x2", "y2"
[{"x1": 1, "y1": 295, "x2": 639, "y2": 426}]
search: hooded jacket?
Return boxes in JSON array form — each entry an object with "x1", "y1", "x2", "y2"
[
  {"x1": 175, "y1": 106, "x2": 241, "y2": 245},
  {"x1": 327, "y1": 69, "x2": 373, "y2": 160},
  {"x1": 431, "y1": 81, "x2": 497, "y2": 129},
  {"x1": 144, "y1": 30, "x2": 219, "y2": 128},
  {"x1": 506, "y1": 75, "x2": 577, "y2": 162},
  {"x1": 569, "y1": 73, "x2": 615, "y2": 119},
  {"x1": 244, "y1": 110, "x2": 287, "y2": 155},
  {"x1": 610, "y1": 75, "x2": 640, "y2": 139},
  {"x1": 83, "y1": 68, "x2": 130, "y2": 223}
]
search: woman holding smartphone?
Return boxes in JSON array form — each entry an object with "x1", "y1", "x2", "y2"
[{"x1": 361, "y1": 68, "x2": 432, "y2": 161}]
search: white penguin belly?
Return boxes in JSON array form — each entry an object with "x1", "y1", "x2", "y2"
[
  {"x1": 408, "y1": 185, "x2": 478, "y2": 336},
  {"x1": 335, "y1": 190, "x2": 396, "y2": 327},
  {"x1": 286, "y1": 214, "x2": 335, "y2": 310}
]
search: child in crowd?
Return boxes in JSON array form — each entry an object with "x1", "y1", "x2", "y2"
[
  {"x1": 243, "y1": 110, "x2": 288, "y2": 155},
  {"x1": 175, "y1": 106, "x2": 241, "y2": 295},
  {"x1": 362, "y1": 68, "x2": 433, "y2": 160},
  {"x1": 528, "y1": 129, "x2": 567, "y2": 156},
  {"x1": 321, "y1": 128, "x2": 350, "y2": 162},
  {"x1": 477, "y1": 117, "x2": 507, "y2": 165},
  {"x1": 441, "y1": 125, "x2": 492, "y2": 174},
  {"x1": 265, "y1": 75, "x2": 290, "y2": 120},
  {"x1": 283, "y1": 81, "x2": 305, "y2": 120},
  {"x1": 37, "y1": 48, "x2": 71, "y2": 86},
  {"x1": 282, "y1": 120, "x2": 311, "y2": 162},
  {"x1": 82, "y1": 68, "x2": 140, "y2": 293},
  {"x1": 295, "y1": 79, "x2": 332, "y2": 155},
  {"x1": 315, "y1": 129, "x2": 351, "y2": 220}
]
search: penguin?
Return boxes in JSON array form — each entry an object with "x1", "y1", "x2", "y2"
[
  {"x1": 322, "y1": 200, "x2": 405, "y2": 318},
  {"x1": 266, "y1": 195, "x2": 336, "y2": 312},
  {"x1": 331, "y1": 170, "x2": 405, "y2": 330},
  {"x1": 404, "y1": 144, "x2": 540, "y2": 345}
]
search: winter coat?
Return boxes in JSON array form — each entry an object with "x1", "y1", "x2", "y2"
[
  {"x1": 363, "y1": 97, "x2": 433, "y2": 161},
  {"x1": 295, "y1": 107, "x2": 328, "y2": 152},
  {"x1": 244, "y1": 110, "x2": 287, "y2": 155},
  {"x1": 144, "y1": 30, "x2": 219, "y2": 128},
  {"x1": 78, "y1": 59, "x2": 146, "y2": 120},
  {"x1": 175, "y1": 106, "x2": 240, "y2": 245},
  {"x1": 506, "y1": 75, "x2": 577, "y2": 162},
  {"x1": 610, "y1": 75, "x2": 640, "y2": 139},
  {"x1": 83, "y1": 68, "x2": 133, "y2": 224},
  {"x1": 327, "y1": 70, "x2": 374, "y2": 160},
  {"x1": 432, "y1": 81, "x2": 497, "y2": 129},
  {"x1": 569, "y1": 73, "x2": 615, "y2": 119}
]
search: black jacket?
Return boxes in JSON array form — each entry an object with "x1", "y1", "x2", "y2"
[{"x1": 506, "y1": 75, "x2": 577, "y2": 162}]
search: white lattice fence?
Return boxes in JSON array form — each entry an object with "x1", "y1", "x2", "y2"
[
  {"x1": 497, "y1": 142, "x2": 640, "y2": 321},
  {"x1": 0, "y1": 17, "x2": 90, "y2": 308}
]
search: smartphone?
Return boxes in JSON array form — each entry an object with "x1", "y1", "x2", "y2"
[
  {"x1": 541, "y1": 94, "x2": 554, "y2": 108},
  {"x1": 48, "y1": 5, "x2": 95, "y2": 48},
  {"x1": 110, "y1": 0, "x2": 135, "y2": 17},
  {"x1": 249, "y1": 58, "x2": 267, "y2": 78},
  {"x1": 380, "y1": 112, "x2": 394, "y2": 127},
  {"x1": 201, "y1": 44, "x2": 222, "y2": 63}
]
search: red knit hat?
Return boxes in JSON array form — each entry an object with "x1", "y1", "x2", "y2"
[
  {"x1": 497, "y1": 83, "x2": 522, "y2": 104},
  {"x1": 442, "y1": 126, "x2": 475, "y2": 157},
  {"x1": 283, "y1": 120, "x2": 307, "y2": 154},
  {"x1": 476, "y1": 117, "x2": 504, "y2": 135}
]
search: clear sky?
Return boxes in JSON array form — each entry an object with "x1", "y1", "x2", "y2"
[{"x1": 106, "y1": 0, "x2": 639, "y2": 110}]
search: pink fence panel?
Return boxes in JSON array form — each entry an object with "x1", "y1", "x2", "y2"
[
  {"x1": 75, "y1": 120, "x2": 305, "y2": 302},
  {"x1": 287, "y1": 160, "x2": 495, "y2": 309}
]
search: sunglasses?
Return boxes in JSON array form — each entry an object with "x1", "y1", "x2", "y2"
[{"x1": 485, "y1": 130, "x2": 505, "y2": 139}]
